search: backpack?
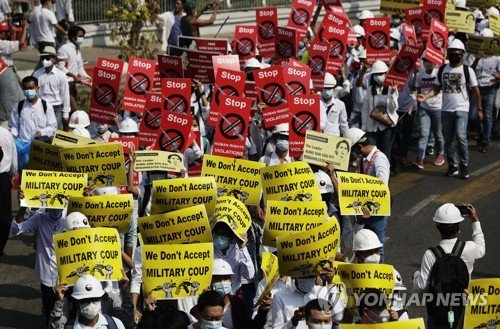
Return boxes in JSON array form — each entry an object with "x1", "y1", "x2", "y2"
[
  {"x1": 64, "y1": 314, "x2": 118, "y2": 329},
  {"x1": 437, "y1": 64, "x2": 470, "y2": 88},
  {"x1": 18, "y1": 99, "x2": 47, "y2": 117},
  {"x1": 426, "y1": 240, "x2": 469, "y2": 328}
]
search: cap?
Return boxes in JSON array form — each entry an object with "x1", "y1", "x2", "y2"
[
  {"x1": 344, "y1": 127, "x2": 367, "y2": 145},
  {"x1": 213, "y1": 258, "x2": 234, "y2": 275}
]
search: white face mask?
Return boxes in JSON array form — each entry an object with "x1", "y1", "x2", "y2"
[
  {"x1": 276, "y1": 139, "x2": 289, "y2": 152},
  {"x1": 75, "y1": 37, "x2": 84, "y2": 46},
  {"x1": 296, "y1": 277, "x2": 316, "y2": 293},
  {"x1": 42, "y1": 59, "x2": 54, "y2": 68},
  {"x1": 79, "y1": 300, "x2": 101, "y2": 320},
  {"x1": 367, "y1": 308, "x2": 390, "y2": 323},
  {"x1": 373, "y1": 74, "x2": 386, "y2": 85},
  {"x1": 212, "y1": 281, "x2": 232, "y2": 296},
  {"x1": 201, "y1": 319, "x2": 223, "y2": 329},
  {"x1": 364, "y1": 254, "x2": 381, "y2": 264},
  {"x1": 310, "y1": 323, "x2": 332, "y2": 329}
]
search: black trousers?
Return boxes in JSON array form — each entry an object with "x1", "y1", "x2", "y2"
[
  {"x1": 41, "y1": 283, "x2": 56, "y2": 326},
  {"x1": 0, "y1": 172, "x2": 11, "y2": 254}
]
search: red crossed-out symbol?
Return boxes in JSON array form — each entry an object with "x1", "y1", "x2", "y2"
[
  {"x1": 128, "y1": 72, "x2": 150, "y2": 95},
  {"x1": 158, "y1": 129, "x2": 184, "y2": 152},
  {"x1": 291, "y1": 111, "x2": 318, "y2": 137},
  {"x1": 219, "y1": 113, "x2": 246, "y2": 140},
  {"x1": 93, "y1": 83, "x2": 116, "y2": 107},
  {"x1": 259, "y1": 21, "x2": 275, "y2": 40},
  {"x1": 308, "y1": 55, "x2": 326, "y2": 75},
  {"x1": 143, "y1": 108, "x2": 161, "y2": 130},
  {"x1": 164, "y1": 95, "x2": 188, "y2": 113},
  {"x1": 277, "y1": 40, "x2": 295, "y2": 58},
  {"x1": 369, "y1": 30, "x2": 388, "y2": 50}
]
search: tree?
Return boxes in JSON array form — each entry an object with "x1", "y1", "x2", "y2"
[{"x1": 105, "y1": 0, "x2": 163, "y2": 61}]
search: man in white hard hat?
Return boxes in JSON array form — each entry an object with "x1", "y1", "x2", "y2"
[
  {"x1": 244, "y1": 57, "x2": 262, "y2": 81},
  {"x1": 259, "y1": 123, "x2": 292, "y2": 166},
  {"x1": 320, "y1": 73, "x2": 349, "y2": 137},
  {"x1": 358, "y1": 10, "x2": 374, "y2": 27},
  {"x1": 417, "y1": 39, "x2": 482, "y2": 179},
  {"x1": 352, "y1": 228, "x2": 383, "y2": 264}
]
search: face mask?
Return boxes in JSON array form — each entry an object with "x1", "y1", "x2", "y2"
[
  {"x1": 448, "y1": 53, "x2": 462, "y2": 65},
  {"x1": 367, "y1": 308, "x2": 390, "y2": 323},
  {"x1": 392, "y1": 18, "x2": 402, "y2": 26},
  {"x1": 363, "y1": 254, "x2": 381, "y2": 264},
  {"x1": 424, "y1": 62, "x2": 435, "y2": 71},
  {"x1": 373, "y1": 74, "x2": 386, "y2": 85},
  {"x1": 201, "y1": 320, "x2": 223, "y2": 329},
  {"x1": 213, "y1": 235, "x2": 230, "y2": 250},
  {"x1": 47, "y1": 209, "x2": 63, "y2": 220},
  {"x1": 310, "y1": 323, "x2": 332, "y2": 329},
  {"x1": 296, "y1": 277, "x2": 316, "y2": 293},
  {"x1": 212, "y1": 281, "x2": 232, "y2": 296},
  {"x1": 75, "y1": 37, "x2": 84, "y2": 46},
  {"x1": 321, "y1": 88, "x2": 334, "y2": 99},
  {"x1": 298, "y1": 41, "x2": 305, "y2": 49},
  {"x1": 80, "y1": 301, "x2": 101, "y2": 320},
  {"x1": 276, "y1": 139, "x2": 289, "y2": 152},
  {"x1": 24, "y1": 89, "x2": 37, "y2": 101},
  {"x1": 42, "y1": 59, "x2": 54, "y2": 68}
]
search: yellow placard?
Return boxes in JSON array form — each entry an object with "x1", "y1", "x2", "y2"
[
  {"x1": 54, "y1": 227, "x2": 123, "y2": 285},
  {"x1": 134, "y1": 150, "x2": 183, "y2": 172},
  {"x1": 201, "y1": 154, "x2": 264, "y2": 205},
  {"x1": 67, "y1": 194, "x2": 134, "y2": 233},
  {"x1": 21, "y1": 170, "x2": 87, "y2": 209},
  {"x1": 254, "y1": 252, "x2": 280, "y2": 308},
  {"x1": 142, "y1": 243, "x2": 213, "y2": 299},
  {"x1": 138, "y1": 205, "x2": 212, "y2": 244},
  {"x1": 263, "y1": 200, "x2": 328, "y2": 247},
  {"x1": 338, "y1": 263, "x2": 395, "y2": 308},
  {"x1": 466, "y1": 0, "x2": 499, "y2": 9},
  {"x1": 490, "y1": 14, "x2": 500, "y2": 36},
  {"x1": 380, "y1": 0, "x2": 419, "y2": 15},
  {"x1": 337, "y1": 172, "x2": 391, "y2": 216},
  {"x1": 28, "y1": 141, "x2": 63, "y2": 171},
  {"x1": 340, "y1": 318, "x2": 425, "y2": 328},
  {"x1": 276, "y1": 217, "x2": 340, "y2": 277},
  {"x1": 151, "y1": 176, "x2": 217, "y2": 216},
  {"x1": 445, "y1": 10, "x2": 476, "y2": 34},
  {"x1": 464, "y1": 278, "x2": 500, "y2": 328},
  {"x1": 212, "y1": 196, "x2": 251, "y2": 238},
  {"x1": 261, "y1": 161, "x2": 322, "y2": 202},
  {"x1": 302, "y1": 130, "x2": 351, "y2": 171},
  {"x1": 52, "y1": 129, "x2": 95, "y2": 146},
  {"x1": 60, "y1": 142, "x2": 127, "y2": 187}
]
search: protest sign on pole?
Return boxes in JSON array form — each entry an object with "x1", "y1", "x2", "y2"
[
  {"x1": 424, "y1": 18, "x2": 449, "y2": 65},
  {"x1": 283, "y1": 65, "x2": 311, "y2": 96},
  {"x1": 288, "y1": 94, "x2": 320, "y2": 158},
  {"x1": 365, "y1": 18, "x2": 391, "y2": 63},
  {"x1": 490, "y1": 14, "x2": 500, "y2": 36},
  {"x1": 138, "y1": 205, "x2": 212, "y2": 244},
  {"x1": 134, "y1": 150, "x2": 183, "y2": 172},
  {"x1": 21, "y1": 170, "x2": 87, "y2": 209},
  {"x1": 157, "y1": 54, "x2": 184, "y2": 79},
  {"x1": 122, "y1": 57, "x2": 156, "y2": 113},
  {"x1": 337, "y1": 172, "x2": 391, "y2": 216},
  {"x1": 464, "y1": 278, "x2": 500, "y2": 328},
  {"x1": 151, "y1": 177, "x2": 217, "y2": 216},
  {"x1": 139, "y1": 92, "x2": 163, "y2": 148},
  {"x1": 177, "y1": 36, "x2": 228, "y2": 54},
  {"x1": 401, "y1": 23, "x2": 418, "y2": 46},
  {"x1": 141, "y1": 243, "x2": 213, "y2": 299},
  {"x1": 212, "y1": 196, "x2": 252, "y2": 238},
  {"x1": 52, "y1": 130, "x2": 94, "y2": 147},
  {"x1": 256, "y1": 7, "x2": 278, "y2": 58},
  {"x1": 307, "y1": 39, "x2": 331, "y2": 90},
  {"x1": 212, "y1": 55, "x2": 241, "y2": 76},
  {"x1": 154, "y1": 111, "x2": 193, "y2": 154},
  {"x1": 96, "y1": 57, "x2": 124, "y2": 74},
  {"x1": 67, "y1": 194, "x2": 133, "y2": 233},
  {"x1": 405, "y1": 7, "x2": 425, "y2": 42},
  {"x1": 254, "y1": 252, "x2": 280, "y2": 307},
  {"x1": 467, "y1": 34, "x2": 500, "y2": 56},
  {"x1": 287, "y1": 0, "x2": 316, "y2": 31},
  {"x1": 275, "y1": 27, "x2": 297, "y2": 66},
  {"x1": 54, "y1": 227, "x2": 123, "y2": 285},
  {"x1": 234, "y1": 25, "x2": 258, "y2": 66},
  {"x1": 209, "y1": 68, "x2": 246, "y2": 126},
  {"x1": 161, "y1": 78, "x2": 192, "y2": 114},
  {"x1": 321, "y1": 23, "x2": 349, "y2": 73},
  {"x1": 169, "y1": 46, "x2": 218, "y2": 83},
  {"x1": 201, "y1": 154, "x2": 264, "y2": 205},
  {"x1": 29, "y1": 141, "x2": 63, "y2": 171},
  {"x1": 89, "y1": 67, "x2": 121, "y2": 125},
  {"x1": 302, "y1": 130, "x2": 351, "y2": 171},
  {"x1": 254, "y1": 65, "x2": 289, "y2": 127},
  {"x1": 445, "y1": 10, "x2": 476, "y2": 33},
  {"x1": 422, "y1": 0, "x2": 447, "y2": 40},
  {"x1": 60, "y1": 143, "x2": 127, "y2": 187},
  {"x1": 384, "y1": 44, "x2": 423, "y2": 89}
]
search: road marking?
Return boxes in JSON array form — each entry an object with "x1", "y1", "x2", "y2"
[
  {"x1": 404, "y1": 194, "x2": 440, "y2": 217},
  {"x1": 470, "y1": 159, "x2": 500, "y2": 177},
  {"x1": 390, "y1": 172, "x2": 423, "y2": 195}
]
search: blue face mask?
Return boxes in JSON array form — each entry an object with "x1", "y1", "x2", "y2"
[
  {"x1": 24, "y1": 89, "x2": 37, "y2": 101},
  {"x1": 321, "y1": 88, "x2": 334, "y2": 100},
  {"x1": 276, "y1": 139, "x2": 289, "y2": 152},
  {"x1": 47, "y1": 209, "x2": 63, "y2": 220},
  {"x1": 214, "y1": 235, "x2": 230, "y2": 250}
]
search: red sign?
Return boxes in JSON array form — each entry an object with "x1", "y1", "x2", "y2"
[
  {"x1": 425, "y1": 18, "x2": 448, "y2": 65},
  {"x1": 385, "y1": 44, "x2": 423, "y2": 89},
  {"x1": 0, "y1": 57, "x2": 7, "y2": 75},
  {"x1": 405, "y1": 7, "x2": 424, "y2": 42},
  {"x1": 89, "y1": 67, "x2": 121, "y2": 125},
  {"x1": 256, "y1": 7, "x2": 278, "y2": 58},
  {"x1": 170, "y1": 46, "x2": 218, "y2": 83},
  {"x1": 244, "y1": 81, "x2": 258, "y2": 102},
  {"x1": 322, "y1": 0, "x2": 343, "y2": 11},
  {"x1": 209, "y1": 68, "x2": 246, "y2": 126},
  {"x1": 287, "y1": 0, "x2": 316, "y2": 31},
  {"x1": 155, "y1": 111, "x2": 193, "y2": 153},
  {"x1": 422, "y1": 0, "x2": 446, "y2": 40},
  {"x1": 139, "y1": 92, "x2": 163, "y2": 148},
  {"x1": 288, "y1": 94, "x2": 320, "y2": 157},
  {"x1": 157, "y1": 54, "x2": 184, "y2": 79},
  {"x1": 212, "y1": 95, "x2": 251, "y2": 158},
  {"x1": 96, "y1": 57, "x2": 124, "y2": 73},
  {"x1": 161, "y1": 78, "x2": 192, "y2": 114},
  {"x1": 254, "y1": 66, "x2": 289, "y2": 127},
  {"x1": 109, "y1": 137, "x2": 140, "y2": 185},
  {"x1": 234, "y1": 25, "x2": 258, "y2": 67},
  {"x1": 365, "y1": 18, "x2": 391, "y2": 63},
  {"x1": 308, "y1": 39, "x2": 331, "y2": 90},
  {"x1": 275, "y1": 27, "x2": 297, "y2": 66},
  {"x1": 321, "y1": 23, "x2": 349, "y2": 74},
  {"x1": 178, "y1": 36, "x2": 228, "y2": 54},
  {"x1": 123, "y1": 57, "x2": 156, "y2": 113},
  {"x1": 212, "y1": 55, "x2": 241, "y2": 76},
  {"x1": 283, "y1": 65, "x2": 311, "y2": 96},
  {"x1": 318, "y1": 12, "x2": 350, "y2": 41},
  {"x1": 402, "y1": 23, "x2": 418, "y2": 46}
]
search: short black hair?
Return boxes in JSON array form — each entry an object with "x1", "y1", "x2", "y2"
[
  {"x1": 335, "y1": 140, "x2": 350, "y2": 150},
  {"x1": 68, "y1": 25, "x2": 86, "y2": 40},
  {"x1": 437, "y1": 223, "x2": 460, "y2": 239},
  {"x1": 22, "y1": 76, "x2": 38, "y2": 88},
  {"x1": 197, "y1": 290, "x2": 225, "y2": 313},
  {"x1": 305, "y1": 299, "x2": 332, "y2": 320},
  {"x1": 357, "y1": 288, "x2": 388, "y2": 316}
]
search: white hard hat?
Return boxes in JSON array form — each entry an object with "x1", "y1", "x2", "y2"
[
  {"x1": 71, "y1": 127, "x2": 91, "y2": 138},
  {"x1": 474, "y1": 8, "x2": 485, "y2": 20},
  {"x1": 487, "y1": 6, "x2": 499, "y2": 17},
  {"x1": 94, "y1": 187, "x2": 119, "y2": 196},
  {"x1": 353, "y1": 229, "x2": 383, "y2": 251},
  {"x1": 454, "y1": 0, "x2": 468, "y2": 10},
  {"x1": 64, "y1": 212, "x2": 90, "y2": 230},
  {"x1": 314, "y1": 170, "x2": 333, "y2": 194},
  {"x1": 213, "y1": 258, "x2": 234, "y2": 276},
  {"x1": 433, "y1": 203, "x2": 464, "y2": 224},
  {"x1": 359, "y1": 10, "x2": 374, "y2": 20},
  {"x1": 71, "y1": 274, "x2": 105, "y2": 300},
  {"x1": 244, "y1": 57, "x2": 262, "y2": 69},
  {"x1": 480, "y1": 28, "x2": 495, "y2": 37},
  {"x1": 390, "y1": 28, "x2": 401, "y2": 41},
  {"x1": 324, "y1": 72, "x2": 336, "y2": 88},
  {"x1": 69, "y1": 110, "x2": 90, "y2": 128},
  {"x1": 371, "y1": 60, "x2": 389, "y2": 74},
  {"x1": 353, "y1": 25, "x2": 366, "y2": 37},
  {"x1": 394, "y1": 269, "x2": 407, "y2": 291},
  {"x1": 448, "y1": 38, "x2": 466, "y2": 51},
  {"x1": 273, "y1": 123, "x2": 289, "y2": 136},
  {"x1": 344, "y1": 127, "x2": 367, "y2": 145},
  {"x1": 119, "y1": 117, "x2": 139, "y2": 133}
]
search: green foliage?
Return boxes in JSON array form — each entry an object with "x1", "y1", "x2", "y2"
[{"x1": 105, "y1": 0, "x2": 163, "y2": 61}]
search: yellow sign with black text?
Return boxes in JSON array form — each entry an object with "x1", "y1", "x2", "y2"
[
  {"x1": 212, "y1": 196, "x2": 251, "y2": 239},
  {"x1": 445, "y1": 10, "x2": 476, "y2": 34},
  {"x1": 303, "y1": 130, "x2": 351, "y2": 171},
  {"x1": 28, "y1": 141, "x2": 63, "y2": 171},
  {"x1": 380, "y1": 0, "x2": 419, "y2": 15},
  {"x1": 254, "y1": 252, "x2": 280, "y2": 308},
  {"x1": 52, "y1": 129, "x2": 95, "y2": 146},
  {"x1": 464, "y1": 278, "x2": 500, "y2": 328},
  {"x1": 134, "y1": 150, "x2": 183, "y2": 172},
  {"x1": 490, "y1": 14, "x2": 500, "y2": 36},
  {"x1": 340, "y1": 318, "x2": 426, "y2": 328}
]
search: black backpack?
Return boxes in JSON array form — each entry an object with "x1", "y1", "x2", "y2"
[
  {"x1": 65, "y1": 313, "x2": 118, "y2": 329},
  {"x1": 18, "y1": 99, "x2": 47, "y2": 116},
  {"x1": 426, "y1": 240, "x2": 469, "y2": 328}
]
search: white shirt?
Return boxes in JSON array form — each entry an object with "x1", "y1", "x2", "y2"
[
  {"x1": 31, "y1": 8, "x2": 58, "y2": 43},
  {"x1": 0, "y1": 40, "x2": 19, "y2": 66},
  {"x1": 434, "y1": 64, "x2": 478, "y2": 113},
  {"x1": 416, "y1": 68, "x2": 442, "y2": 111},
  {"x1": 320, "y1": 98, "x2": 349, "y2": 136},
  {"x1": 0, "y1": 126, "x2": 17, "y2": 176},
  {"x1": 474, "y1": 56, "x2": 500, "y2": 87},
  {"x1": 57, "y1": 42, "x2": 90, "y2": 79},
  {"x1": 33, "y1": 66, "x2": 71, "y2": 117},
  {"x1": 359, "y1": 146, "x2": 390, "y2": 184},
  {"x1": 55, "y1": 0, "x2": 73, "y2": 22},
  {"x1": 9, "y1": 98, "x2": 57, "y2": 142},
  {"x1": 28, "y1": 5, "x2": 42, "y2": 48},
  {"x1": 361, "y1": 85, "x2": 399, "y2": 132},
  {"x1": 214, "y1": 244, "x2": 255, "y2": 294},
  {"x1": 72, "y1": 313, "x2": 125, "y2": 329},
  {"x1": 271, "y1": 285, "x2": 309, "y2": 329},
  {"x1": 252, "y1": 278, "x2": 291, "y2": 328},
  {"x1": 413, "y1": 222, "x2": 486, "y2": 291},
  {"x1": 259, "y1": 152, "x2": 293, "y2": 166}
]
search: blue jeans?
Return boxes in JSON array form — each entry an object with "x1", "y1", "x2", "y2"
[
  {"x1": 441, "y1": 111, "x2": 469, "y2": 167},
  {"x1": 349, "y1": 111, "x2": 362, "y2": 128},
  {"x1": 417, "y1": 107, "x2": 444, "y2": 160},
  {"x1": 364, "y1": 216, "x2": 388, "y2": 263},
  {"x1": 470, "y1": 85, "x2": 495, "y2": 146}
]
